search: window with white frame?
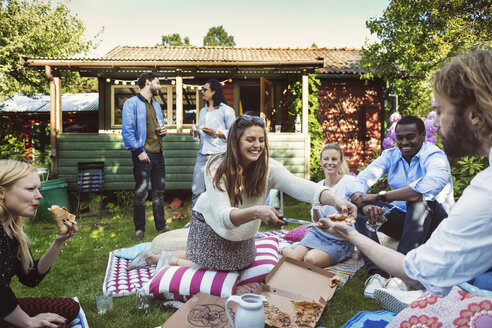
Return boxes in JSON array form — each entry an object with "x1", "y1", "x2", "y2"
[{"x1": 111, "y1": 84, "x2": 200, "y2": 130}]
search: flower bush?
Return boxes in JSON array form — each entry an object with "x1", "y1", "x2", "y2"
[{"x1": 382, "y1": 111, "x2": 438, "y2": 149}]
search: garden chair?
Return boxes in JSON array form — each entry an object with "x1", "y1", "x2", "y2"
[{"x1": 76, "y1": 161, "x2": 104, "y2": 218}]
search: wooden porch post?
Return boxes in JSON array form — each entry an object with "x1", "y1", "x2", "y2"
[
  {"x1": 302, "y1": 72, "x2": 310, "y2": 179},
  {"x1": 176, "y1": 75, "x2": 183, "y2": 133},
  {"x1": 45, "y1": 66, "x2": 61, "y2": 177}
]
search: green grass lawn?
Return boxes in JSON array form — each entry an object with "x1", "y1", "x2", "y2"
[{"x1": 13, "y1": 195, "x2": 380, "y2": 327}]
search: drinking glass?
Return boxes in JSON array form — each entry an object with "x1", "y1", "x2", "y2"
[
  {"x1": 136, "y1": 288, "x2": 150, "y2": 315},
  {"x1": 96, "y1": 295, "x2": 113, "y2": 314},
  {"x1": 365, "y1": 206, "x2": 394, "y2": 232},
  {"x1": 275, "y1": 125, "x2": 281, "y2": 133},
  {"x1": 191, "y1": 121, "x2": 199, "y2": 139},
  {"x1": 155, "y1": 119, "x2": 164, "y2": 135}
]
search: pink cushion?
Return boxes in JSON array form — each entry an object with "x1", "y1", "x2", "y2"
[
  {"x1": 283, "y1": 225, "x2": 308, "y2": 242},
  {"x1": 387, "y1": 286, "x2": 492, "y2": 327},
  {"x1": 141, "y1": 266, "x2": 240, "y2": 302},
  {"x1": 238, "y1": 236, "x2": 279, "y2": 284},
  {"x1": 140, "y1": 237, "x2": 279, "y2": 300}
]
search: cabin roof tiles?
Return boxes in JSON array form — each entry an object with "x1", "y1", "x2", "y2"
[{"x1": 24, "y1": 46, "x2": 367, "y2": 75}]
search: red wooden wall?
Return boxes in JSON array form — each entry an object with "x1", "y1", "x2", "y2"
[{"x1": 317, "y1": 78, "x2": 384, "y2": 172}]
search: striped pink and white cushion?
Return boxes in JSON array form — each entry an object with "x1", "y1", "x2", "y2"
[
  {"x1": 141, "y1": 266, "x2": 240, "y2": 301},
  {"x1": 238, "y1": 236, "x2": 279, "y2": 284}
]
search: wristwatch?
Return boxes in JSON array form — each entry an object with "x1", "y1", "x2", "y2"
[
  {"x1": 215, "y1": 130, "x2": 220, "y2": 137},
  {"x1": 378, "y1": 190, "x2": 387, "y2": 202}
]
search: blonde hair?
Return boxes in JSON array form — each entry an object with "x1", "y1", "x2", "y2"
[
  {"x1": 433, "y1": 50, "x2": 492, "y2": 146},
  {"x1": 320, "y1": 144, "x2": 350, "y2": 175},
  {"x1": 0, "y1": 160, "x2": 37, "y2": 273}
]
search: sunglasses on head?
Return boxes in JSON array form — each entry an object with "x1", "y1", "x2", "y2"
[{"x1": 240, "y1": 114, "x2": 265, "y2": 125}]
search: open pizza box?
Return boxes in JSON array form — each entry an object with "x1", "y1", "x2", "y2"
[
  {"x1": 254, "y1": 256, "x2": 339, "y2": 328},
  {"x1": 161, "y1": 292, "x2": 238, "y2": 328}
]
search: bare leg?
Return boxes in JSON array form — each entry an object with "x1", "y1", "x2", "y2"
[
  {"x1": 282, "y1": 245, "x2": 309, "y2": 261},
  {"x1": 148, "y1": 250, "x2": 202, "y2": 269},
  {"x1": 145, "y1": 254, "x2": 161, "y2": 266},
  {"x1": 170, "y1": 250, "x2": 201, "y2": 268},
  {"x1": 303, "y1": 249, "x2": 333, "y2": 268}
]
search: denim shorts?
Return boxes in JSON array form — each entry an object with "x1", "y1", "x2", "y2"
[{"x1": 300, "y1": 227, "x2": 354, "y2": 264}]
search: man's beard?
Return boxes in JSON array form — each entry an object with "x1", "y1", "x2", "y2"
[
  {"x1": 439, "y1": 114, "x2": 481, "y2": 157},
  {"x1": 150, "y1": 86, "x2": 160, "y2": 97}
]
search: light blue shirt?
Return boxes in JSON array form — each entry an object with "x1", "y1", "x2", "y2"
[
  {"x1": 197, "y1": 102, "x2": 236, "y2": 155},
  {"x1": 345, "y1": 142, "x2": 454, "y2": 213},
  {"x1": 403, "y1": 147, "x2": 492, "y2": 296}
]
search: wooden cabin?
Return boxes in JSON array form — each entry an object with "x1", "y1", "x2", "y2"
[{"x1": 20, "y1": 46, "x2": 384, "y2": 191}]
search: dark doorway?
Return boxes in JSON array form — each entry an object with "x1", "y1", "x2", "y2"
[{"x1": 240, "y1": 85, "x2": 260, "y2": 115}]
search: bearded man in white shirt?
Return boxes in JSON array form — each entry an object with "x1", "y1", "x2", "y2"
[{"x1": 320, "y1": 50, "x2": 492, "y2": 306}]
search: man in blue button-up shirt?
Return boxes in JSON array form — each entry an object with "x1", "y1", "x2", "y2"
[
  {"x1": 345, "y1": 115, "x2": 454, "y2": 298},
  {"x1": 122, "y1": 72, "x2": 170, "y2": 241}
]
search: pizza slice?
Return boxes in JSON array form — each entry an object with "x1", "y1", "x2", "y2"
[
  {"x1": 49, "y1": 205, "x2": 76, "y2": 235},
  {"x1": 263, "y1": 301, "x2": 291, "y2": 328},
  {"x1": 306, "y1": 222, "x2": 323, "y2": 228},
  {"x1": 326, "y1": 213, "x2": 356, "y2": 225},
  {"x1": 329, "y1": 275, "x2": 341, "y2": 288},
  {"x1": 292, "y1": 300, "x2": 324, "y2": 327}
]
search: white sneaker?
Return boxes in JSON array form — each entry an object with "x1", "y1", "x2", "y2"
[
  {"x1": 155, "y1": 251, "x2": 173, "y2": 274},
  {"x1": 384, "y1": 277, "x2": 409, "y2": 291},
  {"x1": 364, "y1": 274, "x2": 387, "y2": 298},
  {"x1": 128, "y1": 246, "x2": 152, "y2": 270},
  {"x1": 374, "y1": 288, "x2": 424, "y2": 313}
]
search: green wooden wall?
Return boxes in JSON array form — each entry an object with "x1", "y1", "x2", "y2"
[{"x1": 57, "y1": 133, "x2": 307, "y2": 191}]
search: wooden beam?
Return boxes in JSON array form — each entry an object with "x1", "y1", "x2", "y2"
[
  {"x1": 176, "y1": 76, "x2": 183, "y2": 133},
  {"x1": 302, "y1": 73, "x2": 310, "y2": 179},
  {"x1": 22, "y1": 58, "x2": 324, "y2": 69}
]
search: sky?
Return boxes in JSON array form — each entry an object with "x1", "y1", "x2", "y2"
[{"x1": 65, "y1": 0, "x2": 390, "y2": 57}]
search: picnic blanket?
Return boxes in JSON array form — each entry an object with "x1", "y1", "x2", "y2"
[
  {"x1": 259, "y1": 229, "x2": 364, "y2": 287},
  {"x1": 103, "y1": 230, "x2": 362, "y2": 298},
  {"x1": 102, "y1": 249, "x2": 155, "y2": 297},
  {"x1": 340, "y1": 310, "x2": 396, "y2": 328},
  {"x1": 69, "y1": 297, "x2": 89, "y2": 328}
]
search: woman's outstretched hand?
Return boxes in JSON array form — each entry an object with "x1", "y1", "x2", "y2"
[
  {"x1": 253, "y1": 205, "x2": 286, "y2": 227},
  {"x1": 317, "y1": 218, "x2": 354, "y2": 240},
  {"x1": 333, "y1": 197, "x2": 358, "y2": 220}
]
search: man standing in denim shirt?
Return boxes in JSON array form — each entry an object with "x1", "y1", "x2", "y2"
[
  {"x1": 190, "y1": 79, "x2": 236, "y2": 207},
  {"x1": 345, "y1": 115, "x2": 454, "y2": 298},
  {"x1": 122, "y1": 72, "x2": 170, "y2": 241}
]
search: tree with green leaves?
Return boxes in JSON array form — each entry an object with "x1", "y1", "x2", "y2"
[
  {"x1": 0, "y1": 0, "x2": 99, "y2": 98},
  {"x1": 362, "y1": 0, "x2": 491, "y2": 117},
  {"x1": 161, "y1": 33, "x2": 190, "y2": 46},
  {"x1": 203, "y1": 25, "x2": 236, "y2": 46}
]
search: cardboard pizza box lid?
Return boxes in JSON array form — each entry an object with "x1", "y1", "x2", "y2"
[
  {"x1": 263, "y1": 256, "x2": 337, "y2": 304},
  {"x1": 254, "y1": 257, "x2": 339, "y2": 328},
  {"x1": 161, "y1": 293, "x2": 237, "y2": 328}
]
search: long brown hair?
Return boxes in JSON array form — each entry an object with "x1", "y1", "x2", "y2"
[
  {"x1": 0, "y1": 160, "x2": 37, "y2": 273},
  {"x1": 208, "y1": 115, "x2": 269, "y2": 206}
]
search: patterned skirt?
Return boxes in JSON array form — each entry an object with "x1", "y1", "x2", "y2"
[{"x1": 186, "y1": 211, "x2": 256, "y2": 271}]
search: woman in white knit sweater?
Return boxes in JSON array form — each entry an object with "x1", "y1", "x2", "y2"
[{"x1": 133, "y1": 115, "x2": 357, "y2": 272}]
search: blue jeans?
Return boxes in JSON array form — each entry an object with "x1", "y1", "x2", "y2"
[
  {"x1": 131, "y1": 152, "x2": 166, "y2": 232},
  {"x1": 191, "y1": 153, "x2": 212, "y2": 207},
  {"x1": 355, "y1": 200, "x2": 448, "y2": 274},
  {"x1": 472, "y1": 269, "x2": 492, "y2": 291}
]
